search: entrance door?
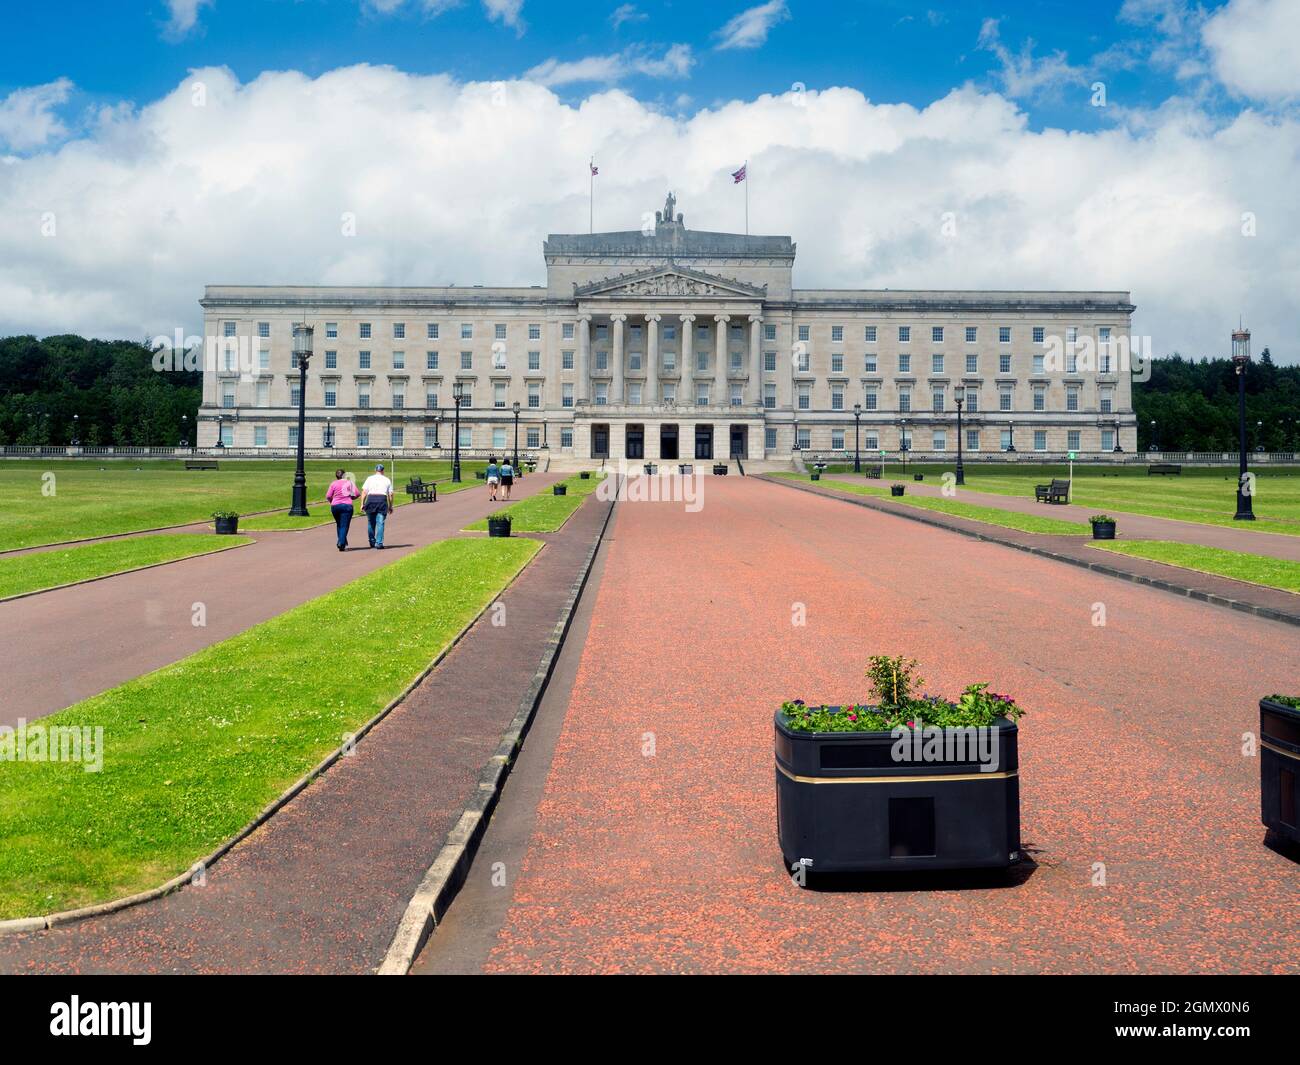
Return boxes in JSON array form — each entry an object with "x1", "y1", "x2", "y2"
[
  {"x1": 659, "y1": 424, "x2": 679, "y2": 460},
  {"x1": 694, "y1": 424, "x2": 714, "y2": 460},
  {"x1": 730, "y1": 424, "x2": 748, "y2": 459},
  {"x1": 625, "y1": 424, "x2": 644, "y2": 459},
  {"x1": 592, "y1": 424, "x2": 609, "y2": 459}
]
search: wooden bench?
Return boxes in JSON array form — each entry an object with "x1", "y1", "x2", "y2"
[
  {"x1": 1147, "y1": 463, "x2": 1182, "y2": 475},
  {"x1": 1034, "y1": 478, "x2": 1071, "y2": 504},
  {"x1": 185, "y1": 459, "x2": 218, "y2": 471},
  {"x1": 404, "y1": 478, "x2": 436, "y2": 503},
  {"x1": 866, "y1": 465, "x2": 883, "y2": 479}
]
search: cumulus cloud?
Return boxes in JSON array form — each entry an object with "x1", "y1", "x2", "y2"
[
  {"x1": 0, "y1": 66, "x2": 1297, "y2": 363},
  {"x1": 610, "y1": 3, "x2": 647, "y2": 30},
  {"x1": 0, "y1": 78, "x2": 73, "y2": 152},
  {"x1": 715, "y1": 0, "x2": 790, "y2": 51},
  {"x1": 1203, "y1": 0, "x2": 1300, "y2": 102},
  {"x1": 977, "y1": 18, "x2": 1087, "y2": 100},
  {"x1": 527, "y1": 44, "x2": 692, "y2": 87},
  {"x1": 163, "y1": 0, "x2": 213, "y2": 40}
]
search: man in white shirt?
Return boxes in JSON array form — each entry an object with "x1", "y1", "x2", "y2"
[{"x1": 360, "y1": 464, "x2": 395, "y2": 549}]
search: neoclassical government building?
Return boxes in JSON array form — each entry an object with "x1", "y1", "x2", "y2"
[{"x1": 199, "y1": 194, "x2": 1137, "y2": 461}]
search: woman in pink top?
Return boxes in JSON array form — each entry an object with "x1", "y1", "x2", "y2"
[{"x1": 325, "y1": 469, "x2": 359, "y2": 551}]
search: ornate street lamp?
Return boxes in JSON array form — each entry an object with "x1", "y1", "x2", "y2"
[
  {"x1": 179, "y1": 414, "x2": 188, "y2": 448},
  {"x1": 1255, "y1": 420, "x2": 1264, "y2": 453},
  {"x1": 216, "y1": 413, "x2": 226, "y2": 448},
  {"x1": 1232, "y1": 326, "x2": 1254, "y2": 521},
  {"x1": 1006, "y1": 420, "x2": 1016, "y2": 453},
  {"x1": 70, "y1": 413, "x2": 80, "y2": 447},
  {"x1": 1149, "y1": 419, "x2": 1158, "y2": 452},
  {"x1": 289, "y1": 323, "x2": 313, "y2": 516},
  {"x1": 953, "y1": 384, "x2": 966, "y2": 486},
  {"x1": 852, "y1": 402, "x2": 863, "y2": 473},
  {"x1": 324, "y1": 417, "x2": 334, "y2": 449},
  {"x1": 899, "y1": 417, "x2": 909, "y2": 474},
  {"x1": 512, "y1": 399, "x2": 522, "y2": 471},
  {"x1": 451, "y1": 381, "x2": 464, "y2": 483}
]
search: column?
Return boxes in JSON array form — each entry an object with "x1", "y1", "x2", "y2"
[
  {"x1": 749, "y1": 314, "x2": 763, "y2": 405},
  {"x1": 577, "y1": 315, "x2": 591, "y2": 403},
  {"x1": 611, "y1": 313, "x2": 626, "y2": 406},
  {"x1": 714, "y1": 314, "x2": 730, "y2": 407},
  {"x1": 646, "y1": 314, "x2": 660, "y2": 389},
  {"x1": 681, "y1": 313, "x2": 695, "y2": 396}
]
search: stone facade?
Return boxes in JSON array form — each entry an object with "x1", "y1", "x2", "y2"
[{"x1": 199, "y1": 196, "x2": 1138, "y2": 459}]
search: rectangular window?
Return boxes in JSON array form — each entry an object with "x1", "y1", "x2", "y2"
[
  {"x1": 696, "y1": 350, "x2": 708, "y2": 372},
  {"x1": 865, "y1": 353, "x2": 877, "y2": 373},
  {"x1": 1100, "y1": 391, "x2": 1113, "y2": 414},
  {"x1": 528, "y1": 323, "x2": 540, "y2": 340},
  {"x1": 630, "y1": 382, "x2": 643, "y2": 404},
  {"x1": 223, "y1": 321, "x2": 237, "y2": 338},
  {"x1": 727, "y1": 349, "x2": 740, "y2": 370},
  {"x1": 562, "y1": 349, "x2": 574, "y2": 370},
  {"x1": 393, "y1": 323, "x2": 405, "y2": 339},
  {"x1": 965, "y1": 326, "x2": 977, "y2": 343},
  {"x1": 527, "y1": 427, "x2": 540, "y2": 448},
  {"x1": 864, "y1": 325, "x2": 877, "y2": 343},
  {"x1": 663, "y1": 324, "x2": 677, "y2": 341},
  {"x1": 325, "y1": 350, "x2": 337, "y2": 369},
  {"x1": 999, "y1": 326, "x2": 1011, "y2": 343},
  {"x1": 255, "y1": 381, "x2": 269, "y2": 407},
  {"x1": 257, "y1": 322, "x2": 270, "y2": 339},
  {"x1": 932, "y1": 389, "x2": 944, "y2": 413},
  {"x1": 461, "y1": 323, "x2": 473, "y2": 340},
  {"x1": 695, "y1": 383, "x2": 709, "y2": 406},
  {"x1": 1067, "y1": 327, "x2": 1078, "y2": 343},
  {"x1": 358, "y1": 384, "x2": 371, "y2": 409},
  {"x1": 325, "y1": 385, "x2": 337, "y2": 407},
  {"x1": 360, "y1": 323, "x2": 372, "y2": 339},
  {"x1": 424, "y1": 426, "x2": 438, "y2": 448},
  {"x1": 288, "y1": 426, "x2": 299, "y2": 447},
  {"x1": 1033, "y1": 354, "x2": 1045, "y2": 374},
  {"x1": 831, "y1": 386, "x2": 844, "y2": 410},
  {"x1": 796, "y1": 384, "x2": 810, "y2": 410},
  {"x1": 458, "y1": 426, "x2": 472, "y2": 448},
  {"x1": 764, "y1": 323, "x2": 776, "y2": 341},
  {"x1": 1034, "y1": 430, "x2": 1047, "y2": 451},
  {"x1": 254, "y1": 426, "x2": 267, "y2": 447},
  {"x1": 1067, "y1": 430, "x2": 1081, "y2": 451},
  {"x1": 965, "y1": 392, "x2": 978, "y2": 413},
  {"x1": 528, "y1": 381, "x2": 540, "y2": 408},
  {"x1": 797, "y1": 349, "x2": 810, "y2": 373},
  {"x1": 931, "y1": 326, "x2": 944, "y2": 343},
  {"x1": 1033, "y1": 326, "x2": 1045, "y2": 344},
  {"x1": 326, "y1": 322, "x2": 338, "y2": 339},
  {"x1": 1000, "y1": 353, "x2": 1012, "y2": 374},
  {"x1": 290, "y1": 384, "x2": 301, "y2": 407},
  {"x1": 528, "y1": 350, "x2": 541, "y2": 371},
  {"x1": 661, "y1": 382, "x2": 676, "y2": 403},
  {"x1": 864, "y1": 433, "x2": 878, "y2": 450},
  {"x1": 461, "y1": 351, "x2": 472, "y2": 370},
  {"x1": 831, "y1": 353, "x2": 843, "y2": 373},
  {"x1": 392, "y1": 351, "x2": 405, "y2": 369},
  {"x1": 898, "y1": 326, "x2": 911, "y2": 343},
  {"x1": 392, "y1": 384, "x2": 405, "y2": 409},
  {"x1": 1033, "y1": 389, "x2": 1046, "y2": 412},
  {"x1": 1000, "y1": 428, "x2": 1013, "y2": 451},
  {"x1": 493, "y1": 428, "x2": 507, "y2": 450},
  {"x1": 932, "y1": 432, "x2": 946, "y2": 451},
  {"x1": 764, "y1": 350, "x2": 777, "y2": 372},
  {"x1": 729, "y1": 383, "x2": 742, "y2": 406},
  {"x1": 596, "y1": 350, "x2": 609, "y2": 371},
  {"x1": 495, "y1": 323, "x2": 507, "y2": 340},
  {"x1": 967, "y1": 429, "x2": 980, "y2": 451},
  {"x1": 796, "y1": 427, "x2": 811, "y2": 450},
  {"x1": 932, "y1": 354, "x2": 944, "y2": 374},
  {"x1": 359, "y1": 350, "x2": 371, "y2": 370},
  {"x1": 1099, "y1": 326, "x2": 1111, "y2": 343},
  {"x1": 427, "y1": 351, "x2": 439, "y2": 370},
  {"x1": 831, "y1": 325, "x2": 844, "y2": 343},
  {"x1": 765, "y1": 426, "x2": 777, "y2": 450},
  {"x1": 1067, "y1": 351, "x2": 1077, "y2": 374},
  {"x1": 764, "y1": 383, "x2": 776, "y2": 409},
  {"x1": 832, "y1": 429, "x2": 845, "y2": 450},
  {"x1": 391, "y1": 427, "x2": 404, "y2": 447},
  {"x1": 290, "y1": 352, "x2": 299, "y2": 370},
  {"x1": 427, "y1": 323, "x2": 439, "y2": 340},
  {"x1": 1101, "y1": 429, "x2": 1115, "y2": 451},
  {"x1": 493, "y1": 382, "x2": 506, "y2": 408},
  {"x1": 798, "y1": 325, "x2": 810, "y2": 342},
  {"x1": 1067, "y1": 388, "x2": 1080, "y2": 412},
  {"x1": 864, "y1": 388, "x2": 878, "y2": 411},
  {"x1": 357, "y1": 426, "x2": 370, "y2": 447},
  {"x1": 561, "y1": 427, "x2": 573, "y2": 449},
  {"x1": 663, "y1": 350, "x2": 676, "y2": 370},
  {"x1": 426, "y1": 390, "x2": 438, "y2": 409},
  {"x1": 898, "y1": 353, "x2": 911, "y2": 374},
  {"x1": 899, "y1": 390, "x2": 911, "y2": 413},
  {"x1": 562, "y1": 322, "x2": 575, "y2": 340},
  {"x1": 259, "y1": 348, "x2": 270, "y2": 371},
  {"x1": 965, "y1": 354, "x2": 978, "y2": 374},
  {"x1": 562, "y1": 383, "x2": 574, "y2": 407}
]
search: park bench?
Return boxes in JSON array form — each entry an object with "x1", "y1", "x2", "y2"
[
  {"x1": 866, "y1": 465, "x2": 883, "y2": 478},
  {"x1": 1147, "y1": 463, "x2": 1182, "y2": 475},
  {"x1": 1034, "y1": 478, "x2": 1071, "y2": 504},
  {"x1": 404, "y1": 477, "x2": 436, "y2": 503},
  {"x1": 185, "y1": 459, "x2": 218, "y2": 471}
]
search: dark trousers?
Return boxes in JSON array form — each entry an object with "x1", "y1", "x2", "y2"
[{"x1": 331, "y1": 504, "x2": 353, "y2": 548}]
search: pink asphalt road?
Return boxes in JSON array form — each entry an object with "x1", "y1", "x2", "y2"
[{"x1": 427, "y1": 475, "x2": 1300, "y2": 974}]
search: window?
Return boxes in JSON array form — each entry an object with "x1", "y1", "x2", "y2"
[
  {"x1": 254, "y1": 426, "x2": 267, "y2": 447},
  {"x1": 325, "y1": 385, "x2": 337, "y2": 408},
  {"x1": 797, "y1": 384, "x2": 810, "y2": 410},
  {"x1": 325, "y1": 350, "x2": 337, "y2": 369},
  {"x1": 562, "y1": 322, "x2": 575, "y2": 340},
  {"x1": 764, "y1": 350, "x2": 777, "y2": 372},
  {"x1": 458, "y1": 426, "x2": 472, "y2": 448},
  {"x1": 764, "y1": 383, "x2": 776, "y2": 409},
  {"x1": 831, "y1": 353, "x2": 843, "y2": 373},
  {"x1": 290, "y1": 352, "x2": 299, "y2": 370},
  {"x1": 1033, "y1": 326, "x2": 1045, "y2": 344},
  {"x1": 1100, "y1": 351, "x2": 1112, "y2": 373},
  {"x1": 562, "y1": 349, "x2": 574, "y2": 370},
  {"x1": 326, "y1": 323, "x2": 338, "y2": 339},
  {"x1": 288, "y1": 426, "x2": 299, "y2": 447},
  {"x1": 864, "y1": 388, "x2": 878, "y2": 411},
  {"x1": 1067, "y1": 351, "x2": 1078, "y2": 374},
  {"x1": 899, "y1": 389, "x2": 911, "y2": 413},
  {"x1": 595, "y1": 382, "x2": 608, "y2": 405},
  {"x1": 932, "y1": 431, "x2": 947, "y2": 451},
  {"x1": 696, "y1": 350, "x2": 708, "y2": 372},
  {"x1": 832, "y1": 429, "x2": 845, "y2": 450},
  {"x1": 796, "y1": 348, "x2": 810, "y2": 373},
  {"x1": 426, "y1": 389, "x2": 438, "y2": 409},
  {"x1": 967, "y1": 429, "x2": 980, "y2": 451},
  {"x1": 965, "y1": 327, "x2": 977, "y2": 343},
  {"x1": 999, "y1": 326, "x2": 1011, "y2": 343},
  {"x1": 729, "y1": 324, "x2": 742, "y2": 340},
  {"x1": 458, "y1": 387, "x2": 472, "y2": 408},
  {"x1": 1034, "y1": 430, "x2": 1047, "y2": 452},
  {"x1": 1100, "y1": 390, "x2": 1113, "y2": 414},
  {"x1": 357, "y1": 426, "x2": 370, "y2": 447},
  {"x1": 1066, "y1": 327, "x2": 1078, "y2": 343},
  {"x1": 259, "y1": 348, "x2": 270, "y2": 371},
  {"x1": 223, "y1": 321, "x2": 237, "y2": 338},
  {"x1": 257, "y1": 322, "x2": 270, "y2": 339},
  {"x1": 663, "y1": 350, "x2": 676, "y2": 370},
  {"x1": 796, "y1": 427, "x2": 811, "y2": 450},
  {"x1": 831, "y1": 325, "x2": 844, "y2": 343},
  {"x1": 392, "y1": 383, "x2": 405, "y2": 409},
  {"x1": 965, "y1": 391, "x2": 978, "y2": 413},
  {"x1": 1067, "y1": 387, "x2": 1080, "y2": 412},
  {"x1": 729, "y1": 349, "x2": 741, "y2": 370},
  {"x1": 1033, "y1": 388, "x2": 1046, "y2": 412},
  {"x1": 1067, "y1": 430, "x2": 1081, "y2": 451},
  {"x1": 865, "y1": 353, "x2": 877, "y2": 373},
  {"x1": 661, "y1": 382, "x2": 676, "y2": 403},
  {"x1": 965, "y1": 354, "x2": 978, "y2": 374},
  {"x1": 427, "y1": 351, "x2": 439, "y2": 370},
  {"x1": 864, "y1": 433, "x2": 878, "y2": 450},
  {"x1": 561, "y1": 427, "x2": 573, "y2": 448},
  {"x1": 898, "y1": 326, "x2": 911, "y2": 342},
  {"x1": 391, "y1": 427, "x2": 404, "y2": 447},
  {"x1": 831, "y1": 386, "x2": 844, "y2": 410},
  {"x1": 493, "y1": 428, "x2": 507, "y2": 450},
  {"x1": 527, "y1": 427, "x2": 540, "y2": 448},
  {"x1": 1032, "y1": 354, "x2": 1045, "y2": 374},
  {"x1": 764, "y1": 323, "x2": 776, "y2": 341},
  {"x1": 1101, "y1": 429, "x2": 1115, "y2": 451},
  {"x1": 392, "y1": 351, "x2": 405, "y2": 369},
  {"x1": 461, "y1": 351, "x2": 473, "y2": 370},
  {"x1": 729, "y1": 383, "x2": 742, "y2": 406},
  {"x1": 695, "y1": 325, "x2": 706, "y2": 340},
  {"x1": 932, "y1": 389, "x2": 944, "y2": 413},
  {"x1": 562, "y1": 383, "x2": 574, "y2": 407},
  {"x1": 427, "y1": 323, "x2": 439, "y2": 340},
  {"x1": 256, "y1": 381, "x2": 269, "y2": 407},
  {"x1": 798, "y1": 325, "x2": 810, "y2": 342},
  {"x1": 1000, "y1": 428, "x2": 1013, "y2": 451},
  {"x1": 425, "y1": 426, "x2": 438, "y2": 448},
  {"x1": 495, "y1": 324, "x2": 507, "y2": 340},
  {"x1": 864, "y1": 326, "x2": 877, "y2": 342},
  {"x1": 527, "y1": 382, "x2": 541, "y2": 408},
  {"x1": 528, "y1": 350, "x2": 540, "y2": 371},
  {"x1": 359, "y1": 350, "x2": 371, "y2": 370},
  {"x1": 765, "y1": 426, "x2": 777, "y2": 450},
  {"x1": 1099, "y1": 326, "x2": 1111, "y2": 344},
  {"x1": 493, "y1": 382, "x2": 506, "y2": 408},
  {"x1": 663, "y1": 324, "x2": 677, "y2": 341},
  {"x1": 932, "y1": 354, "x2": 944, "y2": 374},
  {"x1": 393, "y1": 323, "x2": 405, "y2": 339},
  {"x1": 1000, "y1": 353, "x2": 1012, "y2": 374},
  {"x1": 528, "y1": 323, "x2": 540, "y2": 340},
  {"x1": 461, "y1": 323, "x2": 473, "y2": 339},
  {"x1": 1000, "y1": 389, "x2": 1012, "y2": 412},
  {"x1": 360, "y1": 323, "x2": 372, "y2": 339},
  {"x1": 596, "y1": 350, "x2": 609, "y2": 371},
  {"x1": 630, "y1": 382, "x2": 644, "y2": 404},
  {"x1": 931, "y1": 326, "x2": 944, "y2": 343},
  {"x1": 898, "y1": 353, "x2": 911, "y2": 374},
  {"x1": 695, "y1": 383, "x2": 709, "y2": 406},
  {"x1": 290, "y1": 384, "x2": 301, "y2": 407},
  {"x1": 358, "y1": 384, "x2": 371, "y2": 409}
]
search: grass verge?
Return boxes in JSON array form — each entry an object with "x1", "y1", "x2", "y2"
[
  {"x1": 0, "y1": 535, "x2": 539, "y2": 919},
  {"x1": 1090, "y1": 540, "x2": 1300, "y2": 593},
  {"x1": 0, "y1": 535, "x2": 251, "y2": 600},
  {"x1": 464, "y1": 473, "x2": 605, "y2": 533}
]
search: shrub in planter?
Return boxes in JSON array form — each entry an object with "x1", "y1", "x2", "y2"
[
  {"x1": 1090, "y1": 514, "x2": 1117, "y2": 540},
  {"x1": 890, "y1": 484, "x2": 906, "y2": 497},
  {"x1": 914, "y1": 473, "x2": 924, "y2": 481},
  {"x1": 810, "y1": 472, "x2": 821, "y2": 481},
  {"x1": 1260, "y1": 694, "x2": 1300, "y2": 845},
  {"x1": 211, "y1": 510, "x2": 240, "y2": 534},
  {"x1": 713, "y1": 463, "x2": 728, "y2": 475},
  {"x1": 579, "y1": 471, "x2": 590, "y2": 479},
  {"x1": 553, "y1": 484, "x2": 568, "y2": 496},
  {"x1": 487, "y1": 511, "x2": 513, "y2": 538},
  {"x1": 776, "y1": 655, "x2": 1023, "y2": 879}
]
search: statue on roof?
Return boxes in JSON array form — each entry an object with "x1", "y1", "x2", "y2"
[{"x1": 664, "y1": 191, "x2": 676, "y2": 222}]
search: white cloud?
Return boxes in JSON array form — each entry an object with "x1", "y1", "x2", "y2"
[
  {"x1": 715, "y1": 0, "x2": 790, "y2": 51},
  {"x1": 483, "y1": 0, "x2": 525, "y2": 32},
  {"x1": 163, "y1": 0, "x2": 213, "y2": 40},
  {"x1": 527, "y1": 44, "x2": 692, "y2": 87},
  {"x1": 0, "y1": 78, "x2": 73, "y2": 152},
  {"x1": 1, "y1": 66, "x2": 1298, "y2": 363},
  {"x1": 1203, "y1": 0, "x2": 1300, "y2": 102},
  {"x1": 610, "y1": 3, "x2": 647, "y2": 30},
  {"x1": 977, "y1": 18, "x2": 1086, "y2": 100}
]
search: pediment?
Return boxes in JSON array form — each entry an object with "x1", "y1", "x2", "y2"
[{"x1": 574, "y1": 264, "x2": 766, "y2": 300}]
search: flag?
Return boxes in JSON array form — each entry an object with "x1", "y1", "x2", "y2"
[
  {"x1": 731, "y1": 164, "x2": 746, "y2": 183},
  {"x1": 590, "y1": 162, "x2": 599, "y2": 176}
]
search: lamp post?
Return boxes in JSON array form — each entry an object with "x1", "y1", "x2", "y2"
[
  {"x1": 1232, "y1": 326, "x2": 1254, "y2": 521},
  {"x1": 70, "y1": 414, "x2": 80, "y2": 447},
  {"x1": 899, "y1": 418, "x2": 909, "y2": 475},
  {"x1": 512, "y1": 400, "x2": 521, "y2": 472},
  {"x1": 1256, "y1": 420, "x2": 1264, "y2": 453},
  {"x1": 451, "y1": 381, "x2": 464, "y2": 483},
  {"x1": 216, "y1": 414, "x2": 226, "y2": 448},
  {"x1": 1006, "y1": 420, "x2": 1016, "y2": 453},
  {"x1": 953, "y1": 384, "x2": 966, "y2": 485},
  {"x1": 324, "y1": 417, "x2": 334, "y2": 449},
  {"x1": 1149, "y1": 419, "x2": 1158, "y2": 452},
  {"x1": 289, "y1": 323, "x2": 313, "y2": 516},
  {"x1": 179, "y1": 414, "x2": 188, "y2": 448},
  {"x1": 852, "y1": 402, "x2": 863, "y2": 473}
]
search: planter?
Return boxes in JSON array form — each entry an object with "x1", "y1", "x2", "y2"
[
  {"x1": 810, "y1": 473, "x2": 821, "y2": 481},
  {"x1": 1261, "y1": 697, "x2": 1300, "y2": 845},
  {"x1": 914, "y1": 473, "x2": 924, "y2": 481},
  {"x1": 1091, "y1": 520, "x2": 1117, "y2": 540},
  {"x1": 890, "y1": 485, "x2": 906, "y2": 497},
  {"x1": 553, "y1": 484, "x2": 567, "y2": 496},
  {"x1": 713, "y1": 464, "x2": 728, "y2": 475},
  {"x1": 579, "y1": 471, "x2": 590, "y2": 480},
  {"x1": 213, "y1": 516, "x2": 239, "y2": 535},
  {"x1": 679, "y1": 464, "x2": 694, "y2": 475},
  {"x1": 487, "y1": 517, "x2": 512, "y2": 538},
  {"x1": 775, "y1": 709, "x2": 1020, "y2": 875},
  {"x1": 643, "y1": 463, "x2": 658, "y2": 474}
]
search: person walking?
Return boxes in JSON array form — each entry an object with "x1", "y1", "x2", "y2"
[
  {"x1": 360, "y1": 463, "x2": 395, "y2": 549},
  {"x1": 500, "y1": 457, "x2": 515, "y2": 500},
  {"x1": 325, "y1": 467, "x2": 359, "y2": 551},
  {"x1": 486, "y1": 456, "x2": 500, "y2": 501}
]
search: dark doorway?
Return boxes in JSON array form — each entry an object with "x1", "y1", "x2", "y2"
[
  {"x1": 694, "y1": 424, "x2": 714, "y2": 460},
  {"x1": 625, "y1": 424, "x2": 644, "y2": 459},
  {"x1": 592, "y1": 424, "x2": 609, "y2": 459},
  {"x1": 729, "y1": 424, "x2": 748, "y2": 459},
  {"x1": 659, "y1": 423, "x2": 679, "y2": 460}
]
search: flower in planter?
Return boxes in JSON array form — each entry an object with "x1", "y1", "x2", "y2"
[
  {"x1": 211, "y1": 510, "x2": 240, "y2": 521},
  {"x1": 1090, "y1": 514, "x2": 1116, "y2": 524}
]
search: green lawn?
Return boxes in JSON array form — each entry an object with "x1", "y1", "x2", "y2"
[
  {"x1": 0, "y1": 535, "x2": 539, "y2": 920},
  {"x1": 816, "y1": 461, "x2": 1300, "y2": 536},
  {"x1": 773, "y1": 473, "x2": 1088, "y2": 535},
  {"x1": 464, "y1": 472, "x2": 605, "y2": 533},
  {"x1": 0, "y1": 458, "x2": 486, "y2": 551},
  {"x1": 1090, "y1": 540, "x2": 1300, "y2": 594},
  {"x1": 0, "y1": 534, "x2": 251, "y2": 601}
]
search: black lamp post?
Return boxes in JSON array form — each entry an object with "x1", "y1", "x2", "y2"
[
  {"x1": 1006, "y1": 420, "x2": 1016, "y2": 453},
  {"x1": 852, "y1": 402, "x2": 863, "y2": 473},
  {"x1": 179, "y1": 414, "x2": 188, "y2": 448},
  {"x1": 451, "y1": 381, "x2": 464, "y2": 483},
  {"x1": 289, "y1": 323, "x2": 313, "y2": 516},
  {"x1": 1149, "y1": 419, "x2": 1158, "y2": 452},
  {"x1": 1256, "y1": 420, "x2": 1264, "y2": 453},
  {"x1": 324, "y1": 417, "x2": 334, "y2": 449},
  {"x1": 1112, "y1": 421, "x2": 1122, "y2": 453},
  {"x1": 512, "y1": 399, "x2": 521, "y2": 471},
  {"x1": 954, "y1": 384, "x2": 966, "y2": 485},
  {"x1": 70, "y1": 414, "x2": 80, "y2": 447},
  {"x1": 1232, "y1": 326, "x2": 1254, "y2": 521},
  {"x1": 216, "y1": 414, "x2": 226, "y2": 448},
  {"x1": 899, "y1": 418, "x2": 909, "y2": 474}
]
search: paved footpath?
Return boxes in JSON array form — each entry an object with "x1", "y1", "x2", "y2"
[
  {"x1": 415, "y1": 475, "x2": 1299, "y2": 974},
  {"x1": 0, "y1": 473, "x2": 557, "y2": 726},
  {"x1": 0, "y1": 491, "x2": 610, "y2": 974}
]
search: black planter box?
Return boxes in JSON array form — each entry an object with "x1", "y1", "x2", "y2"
[
  {"x1": 775, "y1": 709, "x2": 1020, "y2": 875},
  {"x1": 487, "y1": 517, "x2": 512, "y2": 538},
  {"x1": 810, "y1": 473, "x2": 821, "y2": 481},
  {"x1": 213, "y1": 516, "x2": 239, "y2": 535},
  {"x1": 553, "y1": 484, "x2": 567, "y2": 496},
  {"x1": 914, "y1": 473, "x2": 924, "y2": 481},
  {"x1": 1261, "y1": 698, "x2": 1300, "y2": 844},
  {"x1": 644, "y1": 463, "x2": 658, "y2": 474},
  {"x1": 713, "y1": 464, "x2": 728, "y2": 475},
  {"x1": 890, "y1": 485, "x2": 905, "y2": 496},
  {"x1": 679, "y1": 464, "x2": 693, "y2": 475},
  {"x1": 579, "y1": 471, "x2": 590, "y2": 479},
  {"x1": 1091, "y1": 521, "x2": 1117, "y2": 540}
]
